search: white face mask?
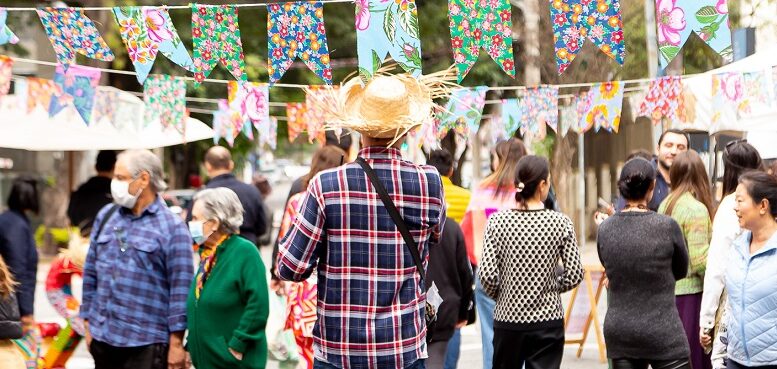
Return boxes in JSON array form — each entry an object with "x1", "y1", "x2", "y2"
[{"x1": 111, "y1": 179, "x2": 142, "y2": 209}]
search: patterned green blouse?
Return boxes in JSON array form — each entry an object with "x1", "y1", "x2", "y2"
[{"x1": 659, "y1": 192, "x2": 712, "y2": 295}]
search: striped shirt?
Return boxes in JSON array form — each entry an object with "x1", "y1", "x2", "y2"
[
  {"x1": 441, "y1": 177, "x2": 471, "y2": 224},
  {"x1": 277, "y1": 147, "x2": 446, "y2": 369},
  {"x1": 81, "y1": 197, "x2": 194, "y2": 346}
]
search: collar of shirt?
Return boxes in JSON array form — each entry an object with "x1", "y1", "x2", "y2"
[
  {"x1": 359, "y1": 146, "x2": 402, "y2": 161},
  {"x1": 118, "y1": 195, "x2": 163, "y2": 218},
  {"x1": 207, "y1": 173, "x2": 236, "y2": 185}
]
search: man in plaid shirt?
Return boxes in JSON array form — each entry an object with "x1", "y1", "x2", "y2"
[{"x1": 277, "y1": 74, "x2": 447, "y2": 369}]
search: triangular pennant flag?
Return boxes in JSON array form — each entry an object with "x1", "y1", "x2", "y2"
[
  {"x1": 36, "y1": 8, "x2": 115, "y2": 71},
  {"x1": 448, "y1": 0, "x2": 515, "y2": 82},
  {"x1": 49, "y1": 65, "x2": 101, "y2": 125},
  {"x1": 228, "y1": 81, "x2": 270, "y2": 134},
  {"x1": 559, "y1": 102, "x2": 575, "y2": 137},
  {"x1": 25, "y1": 78, "x2": 62, "y2": 113},
  {"x1": 268, "y1": 1, "x2": 333, "y2": 85},
  {"x1": 191, "y1": 4, "x2": 247, "y2": 86},
  {"x1": 438, "y1": 87, "x2": 488, "y2": 137},
  {"x1": 522, "y1": 87, "x2": 559, "y2": 133},
  {"x1": 287, "y1": 103, "x2": 307, "y2": 142},
  {"x1": 574, "y1": 92, "x2": 593, "y2": 133},
  {"x1": 741, "y1": 70, "x2": 771, "y2": 117},
  {"x1": 500, "y1": 98, "x2": 524, "y2": 138},
  {"x1": 549, "y1": 0, "x2": 626, "y2": 74},
  {"x1": 144, "y1": 74, "x2": 187, "y2": 132},
  {"x1": 356, "y1": 0, "x2": 422, "y2": 81},
  {"x1": 305, "y1": 86, "x2": 337, "y2": 144},
  {"x1": 638, "y1": 76, "x2": 684, "y2": 125},
  {"x1": 0, "y1": 8, "x2": 19, "y2": 45},
  {"x1": 582, "y1": 82, "x2": 624, "y2": 133},
  {"x1": 772, "y1": 67, "x2": 777, "y2": 104},
  {"x1": 259, "y1": 116, "x2": 278, "y2": 151},
  {"x1": 655, "y1": 0, "x2": 732, "y2": 69},
  {"x1": 92, "y1": 87, "x2": 121, "y2": 125},
  {"x1": 0, "y1": 55, "x2": 13, "y2": 99},
  {"x1": 213, "y1": 102, "x2": 238, "y2": 147},
  {"x1": 113, "y1": 7, "x2": 195, "y2": 84}
]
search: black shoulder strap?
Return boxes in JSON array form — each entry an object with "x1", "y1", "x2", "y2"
[
  {"x1": 94, "y1": 205, "x2": 120, "y2": 240},
  {"x1": 356, "y1": 157, "x2": 426, "y2": 287}
]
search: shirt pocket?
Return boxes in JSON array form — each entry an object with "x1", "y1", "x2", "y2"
[{"x1": 126, "y1": 233, "x2": 164, "y2": 272}]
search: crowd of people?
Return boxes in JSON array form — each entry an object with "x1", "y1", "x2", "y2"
[{"x1": 0, "y1": 71, "x2": 775, "y2": 369}]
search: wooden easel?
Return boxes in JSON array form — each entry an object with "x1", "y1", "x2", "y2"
[{"x1": 564, "y1": 264, "x2": 607, "y2": 363}]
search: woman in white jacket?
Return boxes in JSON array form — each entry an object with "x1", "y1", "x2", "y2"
[{"x1": 700, "y1": 140, "x2": 763, "y2": 354}]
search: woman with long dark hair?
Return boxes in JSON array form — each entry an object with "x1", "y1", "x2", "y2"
[
  {"x1": 658, "y1": 150, "x2": 714, "y2": 369},
  {"x1": 479, "y1": 155, "x2": 582, "y2": 369},
  {"x1": 598, "y1": 158, "x2": 691, "y2": 369},
  {"x1": 0, "y1": 255, "x2": 24, "y2": 368}
]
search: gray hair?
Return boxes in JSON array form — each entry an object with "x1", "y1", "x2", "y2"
[
  {"x1": 118, "y1": 150, "x2": 168, "y2": 192},
  {"x1": 193, "y1": 188, "x2": 244, "y2": 234}
]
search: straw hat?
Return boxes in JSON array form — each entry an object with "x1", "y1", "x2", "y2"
[{"x1": 306, "y1": 67, "x2": 458, "y2": 142}]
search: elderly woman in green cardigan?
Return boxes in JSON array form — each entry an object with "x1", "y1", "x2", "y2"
[
  {"x1": 658, "y1": 150, "x2": 714, "y2": 369},
  {"x1": 186, "y1": 187, "x2": 269, "y2": 369}
]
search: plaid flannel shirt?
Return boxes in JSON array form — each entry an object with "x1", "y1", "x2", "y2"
[
  {"x1": 277, "y1": 147, "x2": 446, "y2": 369},
  {"x1": 81, "y1": 197, "x2": 194, "y2": 347}
]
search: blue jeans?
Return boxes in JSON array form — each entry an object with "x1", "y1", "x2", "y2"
[
  {"x1": 314, "y1": 359, "x2": 426, "y2": 369},
  {"x1": 475, "y1": 275, "x2": 496, "y2": 369},
  {"x1": 444, "y1": 329, "x2": 461, "y2": 369}
]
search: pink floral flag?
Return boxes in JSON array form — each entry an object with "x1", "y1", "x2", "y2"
[
  {"x1": 268, "y1": 1, "x2": 333, "y2": 85},
  {"x1": 287, "y1": 103, "x2": 307, "y2": 142},
  {"x1": 24, "y1": 77, "x2": 63, "y2": 114},
  {"x1": 448, "y1": 0, "x2": 516, "y2": 82},
  {"x1": 655, "y1": 0, "x2": 732, "y2": 69},
  {"x1": 305, "y1": 86, "x2": 338, "y2": 144},
  {"x1": 212, "y1": 99, "x2": 243, "y2": 146},
  {"x1": 113, "y1": 7, "x2": 195, "y2": 84},
  {"x1": 37, "y1": 8, "x2": 115, "y2": 71},
  {"x1": 191, "y1": 4, "x2": 247, "y2": 86},
  {"x1": 0, "y1": 8, "x2": 19, "y2": 45},
  {"x1": 638, "y1": 76, "x2": 684, "y2": 125},
  {"x1": 521, "y1": 87, "x2": 559, "y2": 133},
  {"x1": 0, "y1": 55, "x2": 12, "y2": 99},
  {"x1": 228, "y1": 81, "x2": 270, "y2": 138},
  {"x1": 355, "y1": 0, "x2": 422, "y2": 81},
  {"x1": 549, "y1": 0, "x2": 626, "y2": 74},
  {"x1": 259, "y1": 117, "x2": 278, "y2": 151}
]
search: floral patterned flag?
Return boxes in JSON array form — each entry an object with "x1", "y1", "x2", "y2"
[
  {"x1": 499, "y1": 98, "x2": 524, "y2": 138},
  {"x1": 268, "y1": 2, "x2": 333, "y2": 85},
  {"x1": 356, "y1": 0, "x2": 422, "y2": 81},
  {"x1": 305, "y1": 86, "x2": 338, "y2": 144},
  {"x1": 438, "y1": 87, "x2": 488, "y2": 136},
  {"x1": 191, "y1": 4, "x2": 247, "y2": 86},
  {"x1": 655, "y1": 0, "x2": 732, "y2": 69},
  {"x1": 144, "y1": 74, "x2": 187, "y2": 132},
  {"x1": 92, "y1": 87, "x2": 145, "y2": 130},
  {"x1": 638, "y1": 75, "x2": 684, "y2": 125},
  {"x1": 287, "y1": 102, "x2": 307, "y2": 142},
  {"x1": 558, "y1": 102, "x2": 576, "y2": 137},
  {"x1": 212, "y1": 99, "x2": 243, "y2": 146},
  {"x1": 37, "y1": 8, "x2": 115, "y2": 71},
  {"x1": 228, "y1": 81, "x2": 270, "y2": 137},
  {"x1": 49, "y1": 65, "x2": 101, "y2": 125},
  {"x1": 0, "y1": 8, "x2": 19, "y2": 45},
  {"x1": 448, "y1": 0, "x2": 515, "y2": 82},
  {"x1": 711, "y1": 72, "x2": 742, "y2": 126},
  {"x1": 574, "y1": 92, "x2": 593, "y2": 133},
  {"x1": 92, "y1": 87, "x2": 120, "y2": 125},
  {"x1": 0, "y1": 55, "x2": 12, "y2": 98},
  {"x1": 113, "y1": 7, "x2": 195, "y2": 84},
  {"x1": 259, "y1": 116, "x2": 278, "y2": 150},
  {"x1": 521, "y1": 87, "x2": 559, "y2": 133},
  {"x1": 549, "y1": 0, "x2": 626, "y2": 74},
  {"x1": 24, "y1": 78, "x2": 63, "y2": 114},
  {"x1": 772, "y1": 67, "x2": 777, "y2": 105},
  {"x1": 581, "y1": 81, "x2": 624, "y2": 133}
]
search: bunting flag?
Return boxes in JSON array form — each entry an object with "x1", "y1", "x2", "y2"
[
  {"x1": 711, "y1": 72, "x2": 742, "y2": 125},
  {"x1": 0, "y1": 8, "x2": 19, "y2": 45},
  {"x1": 522, "y1": 87, "x2": 559, "y2": 133},
  {"x1": 268, "y1": 1, "x2": 333, "y2": 85},
  {"x1": 24, "y1": 78, "x2": 62, "y2": 114},
  {"x1": 742, "y1": 70, "x2": 770, "y2": 110},
  {"x1": 558, "y1": 101, "x2": 576, "y2": 137},
  {"x1": 0, "y1": 55, "x2": 12, "y2": 98},
  {"x1": 49, "y1": 65, "x2": 101, "y2": 125},
  {"x1": 655, "y1": 0, "x2": 732, "y2": 69},
  {"x1": 581, "y1": 81, "x2": 624, "y2": 132},
  {"x1": 499, "y1": 98, "x2": 524, "y2": 138},
  {"x1": 305, "y1": 86, "x2": 337, "y2": 144},
  {"x1": 113, "y1": 7, "x2": 195, "y2": 84},
  {"x1": 92, "y1": 87, "x2": 120, "y2": 125},
  {"x1": 448, "y1": 0, "x2": 515, "y2": 82},
  {"x1": 191, "y1": 4, "x2": 247, "y2": 86},
  {"x1": 773, "y1": 67, "x2": 777, "y2": 104},
  {"x1": 287, "y1": 102, "x2": 307, "y2": 142},
  {"x1": 574, "y1": 92, "x2": 594, "y2": 132},
  {"x1": 259, "y1": 116, "x2": 278, "y2": 150},
  {"x1": 212, "y1": 99, "x2": 244, "y2": 145},
  {"x1": 549, "y1": 0, "x2": 626, "y2": 74},
  {"x1": 93, "y1": 87, "x2": 145, "y2": 129},
  {"x1": 638, "y1": 75, "x2": 684, "y2": 125},
  {"x1": 144, "y1": 74, "x2": 187, "y2": 132},
  {"x1": 228, "y1": 81, "x2": 270, "y2": 134},
  {"x1": 356, "y1": 0, "x2": 422, "y2": 81},
  {"x1": 36, "y1": 8, "x2": 115, "y2": 71},
  {"x1": 438, "y1": 87, "x2": 488, "y2": 137}
]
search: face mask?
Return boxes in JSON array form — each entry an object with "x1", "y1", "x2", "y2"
[
  {"x1": 188, "y1": 220, "x2": 213, "y2": 245},
  {"x1": 111, "y1": 179, "x2": 141, "y2": 209}
]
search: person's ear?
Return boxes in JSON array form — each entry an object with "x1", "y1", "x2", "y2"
[
  {"x1": 138, "y1": 171, "x2": 151, "y2": 189},
  {"x1": 228, "y1": 161, "x2": 235, "y2": 171},
  {"x1": 760, "y1": 199, "x2": 770, "y2": 216}
]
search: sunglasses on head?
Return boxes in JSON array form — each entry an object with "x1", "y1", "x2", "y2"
[{"x1": 724, "y1": 139, "x2": 747, "y2": 154}]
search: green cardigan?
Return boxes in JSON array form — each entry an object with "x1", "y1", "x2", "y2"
[
  {"x1": 187, "y1": 235, "x2": 270, "y2": 369},
  {"x1": 659, "y1": 192, "x2": 711, "y2": 295}
]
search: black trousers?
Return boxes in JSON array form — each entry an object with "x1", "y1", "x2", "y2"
[
  {"x1": 89, "y1": 339, "x2": 168, "y2": 369},
  {"x1": 611, "y1": 358, "x2": 692, "y2": 369},
  {"x1": 493, "y1": 326, "x2": 564, "y2": 369}
]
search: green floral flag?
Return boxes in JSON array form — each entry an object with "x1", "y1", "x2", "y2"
[
  {"x1": 144, "y1": 74, "x2": 187, "y2": 133},
  {"x1": 191, "y1": 4, "x2": 247, "y2": 86},
  {"x1": 448, "y1": 0, "x2": 515, "y2": 82},
  {"x1": 356, "y1": 0, "x2": 422, "y2": 82}
]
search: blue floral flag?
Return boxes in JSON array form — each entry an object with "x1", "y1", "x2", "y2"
[
  {"x1": 437, "y1": 86, "x2": 488, "y2": 137},
  {"x1": 580, "y1": 82, "x2": 624, "y2": 133},
  {"x1": 356, "y1": 0, "x2": 422, "y2": 82},
  {"x1": 655, "y1": 0, "x2": 732, "y2": 69},
  {"x1": 521, "y1": 87, "x2": 559, "y2": 133},
  {"x1": 0, "y1": 8, "x2": 19, "y2": 45},
  {"x1": 267, "y1": 1, "x2": 333, "y2": 85},
  {"x1": 500, "y1": 98, "x2": 524, "y2": 138},
  {"x1": 48, "y1": 65, "x2": 101, "y2": 125},
  {"x1": 37, "y1": 8, "x2": 115, "y2": 71},
  {"x1": 113, "y1": 7, "x2": 195, "y2": 84}
]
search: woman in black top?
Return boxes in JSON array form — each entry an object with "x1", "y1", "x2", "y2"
[{"x1": 597, "y1": 158, "x2": 691, "y2": 369}]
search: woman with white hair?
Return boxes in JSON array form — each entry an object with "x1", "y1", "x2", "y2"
[{"x1": 186, "y1": 187, "x2": 270, "y2": 369}]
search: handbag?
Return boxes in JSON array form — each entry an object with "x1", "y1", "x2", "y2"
[{"x1": 355, "y1": 157, "x2": 438, "y2": 341}]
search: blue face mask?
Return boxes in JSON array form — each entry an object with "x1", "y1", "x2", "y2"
[{"x1": 188, "y1": 221, "x2": 209, "y2": 245}]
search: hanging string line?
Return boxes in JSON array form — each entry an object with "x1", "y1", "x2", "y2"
[{"x1": 2, "y1": 1, "x2": 357, "y2": 12}]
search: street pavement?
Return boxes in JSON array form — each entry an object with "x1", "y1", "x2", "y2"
[{"x1": 34, "y1": 177, "x2": 609, "y2": 368}]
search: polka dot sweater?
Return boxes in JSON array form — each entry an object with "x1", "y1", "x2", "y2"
[{"x1": 478, "y1": 209, "x2": 583, "y2": 330}]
